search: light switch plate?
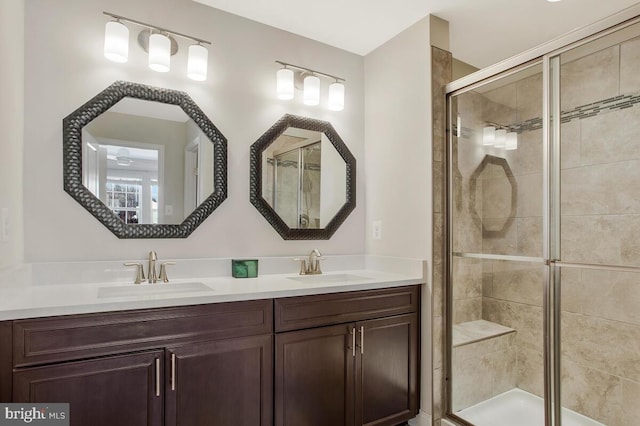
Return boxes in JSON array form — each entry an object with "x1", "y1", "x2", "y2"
[{"x1": 372, "y1": 220, "x2": 382, "y2": 240}]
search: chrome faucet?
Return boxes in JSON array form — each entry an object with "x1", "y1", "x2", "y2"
[
  {"x1": 148, "y1": 251, "x2": 158, "y2": 283},
  {"x1": 295, "y1": 249, "x2": 324, "y2": 275}
]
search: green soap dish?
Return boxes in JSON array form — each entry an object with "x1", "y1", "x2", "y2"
[{"x1": 232, "y1": 259, "x2": 259, "y2": 278}]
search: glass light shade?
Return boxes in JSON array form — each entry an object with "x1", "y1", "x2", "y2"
[
  {"x1": 505, "y1": 132, "x2": 518, "y2": 150},
  {"x1": 187, "y1": 44, "x2": 208, "y2": 81},
  {"x1": 482, "y1": 126, "x2": 495, "y2": 146},
  {"x1": 494, "y1": 129, "x2": 507, "y2": 148},
  {"x1": 303, "y1": 75, "x2": 320, "y2": 106},
  {"x1": 149, "y1": 33, "x2": 170, "y2": 72},
  {"x1": 328, "y1": 82, "x2": 345, "y2": 111},
  {"x1": 276, "y1": 68, "x2": 294, "y2": 100},
  {"x1": 104, "y1": 21, "x2": 129, "y2": 63}
]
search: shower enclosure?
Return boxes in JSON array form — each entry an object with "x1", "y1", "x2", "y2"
[{"x1": 445, "y1": 15, "x2": 640, "y2": 426}]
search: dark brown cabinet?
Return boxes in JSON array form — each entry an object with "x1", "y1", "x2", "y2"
[
  {"x1": 10, "y1": 299, "x2": 273, "y2": 426},
  {"x1": 275, "y1": 324, "x2": 355, "y2": 426},
  {"x1": 165, "y1": 334, "x2": 273, "y2": 426},
  {"x1": 4, "y1": 285, "x2": 420, "y2": 426},
  {"x1": 274, "y1": 286, "x2": 420, "y2": 426},
  {"x1": 13, "y1": 350, "x2": 164, "y2": 426}
]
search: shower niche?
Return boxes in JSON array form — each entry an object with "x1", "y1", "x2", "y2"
[{"x1": 445, "y1": 17, "x2": 640, "y2": 426}]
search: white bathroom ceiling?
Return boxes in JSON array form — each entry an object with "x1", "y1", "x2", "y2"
[{"x1": 194, "y1": 0, "x2": 640, "y2": 68}]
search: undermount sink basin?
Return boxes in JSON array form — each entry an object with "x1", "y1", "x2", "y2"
[
  {"x1": 287, "y1": 273, "x2": 368, "y2": 284},
  {"x1": 98, "y1": 282, "x2": 211, "y2": 298}
]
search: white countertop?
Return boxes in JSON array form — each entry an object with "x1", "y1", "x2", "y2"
[{"x1": 0, "y1": 256, "x2": 426, "y2": 320}]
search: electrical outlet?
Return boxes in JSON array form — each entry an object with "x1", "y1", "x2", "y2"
[
  {"x1": 1, "y1": 208, "x2": 9, "y2": 243},
  {"x1": 372, "y1": 221, "x2": 382, "y2": 240}
]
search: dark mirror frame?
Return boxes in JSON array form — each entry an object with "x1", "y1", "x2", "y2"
[
  {"x1": 63, "y1": 81, "x2": 227, "y2": 239},
  {"x1": 250, "y1": 114, "x2": 356, "y2": 240}
]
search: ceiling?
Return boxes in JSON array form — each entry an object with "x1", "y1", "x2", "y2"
[{"x1": 194, "y1": 0, "x2": 640, "y2": 68}]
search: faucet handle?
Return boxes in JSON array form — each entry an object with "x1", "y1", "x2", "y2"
[
  {"x1": 292, "y1": 258, "x2": 307, "y2": 275},
  {"x1": 159, "y1": 262, "x2": 176, "y2": 283},
  {"x1": 124, "y1": 262, "x2": 145, "y2": 284}
]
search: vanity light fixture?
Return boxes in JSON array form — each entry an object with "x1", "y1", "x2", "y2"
[
  {"x1": 148, "y1": 32, "x2": 171, "y2": 72},
  {"x1": 104, "y1": 19, "x2": 129, "y2": 63},
  {"x1": 494, "y1": 128, "x2": 507, "y2": 148},
  {"x1": 505, "y1": 132, "x2": 518, "y2": 150},
  {"x1": 483, "y1": 122, "x2": 518, "y2": 150},
  {"x1": 277, "y1": 67, "x2": 295, "y2": 100},
  {"x1": 275, "y1": 61, "x2": 346, "y2": 111},
  {"x1": 328, "y1": 80, "x2": 345, "y2": 111},
  {"x1": 303, "y1": 74, "x2": 321, "y2": 106},
  {"x1": 482, "y1": 126, "x2": 496, "y2": 146},
  {"x1": 103, "y1": 12, "x2": 211, "y2": 81}
]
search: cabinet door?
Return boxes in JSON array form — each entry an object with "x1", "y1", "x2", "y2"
[
  {"x1": 356, "y1": 313, "x2": 418, "y2": 426},
  {"x1": 275, "y1": 324, "x2": 355, "y2": 426},
  {"x1": 165, "y1": 334, "x2": 273, "y2": 426},
  {"x1": 13, "y1": 350, "x2": 164, "y2": 426}
]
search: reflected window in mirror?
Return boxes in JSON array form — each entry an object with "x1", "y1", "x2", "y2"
[
  {"x1": 250, "y1": 114, "x2": 355, "y2": 240},
  {"x1": 64, "y1": 81, "x2": 227, "y2": 238}
]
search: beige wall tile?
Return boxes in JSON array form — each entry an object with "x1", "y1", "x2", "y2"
[
  {"x1": 504, "y1": 129, "x2": 543, "y2": 176},
  {"x1": 453, "y1": 297, "x2": 482, "y2": 324},
  {"x1": 562, "y1": 215, "x2": 640, "y2": 266},
  {"x1": 516, "y1": 217, "x2": 542, "y2": 257},
  {"x1": 562, "y1": 159, "x2": 640, "y2": 215},
  {"x1": 621, "y1": 379, "x2": 640, "y2": 426},
  {"x1": 560, "y1": 46, "x2": 620, "y2": 111},
  {"x1": 562, "y1": 312, "x2": 640, "y2": 382},
  {"x1": 433, "y1": 260, "x2": 444, "y2": 319},
  {"x1": 482, "y1": 218, "x2": 518, "y2": 255},
  {"x1": 452, "y1": 257, "x2": 483, "y2": 300},
  {"x1": 562, "y1": 268, "x2": 640, "y2": 326},
  {"x1": 483, "y1": 298, "x2": 543, "y2": 352},
  {"x1": 561, "y1": 119, "x2": 581, "y2": 169},
  {"x1": 433, "y1": 160, "x2": 443, "y2": 214},
  {"x1": 452, "y1": 338, "x2": 517, "y2": 411},
  {"x1": 490, "y1": 261, "x2": 543, "y2": 306},
  {"x1": 516, "y1": 347, "x2": 544, "y2": 398},
  {"x1": 561, "y1": 358, "x2": 622, "y2": 425},
  {"x1": 515, "y1": 172, "x2": 542, "y2": 218},
  {"x1": 620, "y1": 37, "x2": 640, "y2": 95},
  {"x1": 433, "y1": 315, "x2": 443, "y2": 370},
  {"x1": 516, "y1": 72, "x2": 543, "y2": 122},
  {"x1": 581, "y1": 105, "x2": 640, "y2": 166}
]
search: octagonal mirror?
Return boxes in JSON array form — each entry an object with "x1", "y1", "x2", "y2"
[
  {"x1": 63, "y1": 81, "x2": 227, "y2": 238},
  {"x1": 250, "y1": 114, "x2": 356, "y2": 239},
  {"x1": 468, "y1": 155, "x2": 517, "y2": 238}
]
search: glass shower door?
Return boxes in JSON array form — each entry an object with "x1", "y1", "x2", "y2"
[
  {"x1": 448, "y1": 62, "x2": 547, "y2": 426},
  {"x1": 557, "y1": 21, "x2": 640, "y2": 426}
]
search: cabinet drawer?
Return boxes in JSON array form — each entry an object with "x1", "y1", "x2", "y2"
[
  {"x1": 274, "y1": 285, "x2": 419, "y2": 332},
  {"x1": 14, "y1": 299, "x2": 273, "y2": 367}
]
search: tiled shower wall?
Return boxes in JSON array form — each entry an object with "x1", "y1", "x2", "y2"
[
  {"x1": 450, "y1": 36, "x2": 640, "y2": 425},
  {"x1": 556, "y1": 37, "x2": 640, "y2": 426}
]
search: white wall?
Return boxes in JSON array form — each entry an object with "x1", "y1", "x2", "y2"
[
  {"x1": 364, "y1": 18, "x2": 432, "y2": 259},
  {"x1": 0, "y1": 0, "x2": 25, "y2": 269},
  {"x1": 364, "y1": 15, "x2": 445, "y2": 416},
  {"x1": 22, "y1": 0, "x2": 364, "y2": 262}
]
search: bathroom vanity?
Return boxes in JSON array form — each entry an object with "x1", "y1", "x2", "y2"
[{"x1": 0, "y1": 261, "x2": 422, "y2": 426}]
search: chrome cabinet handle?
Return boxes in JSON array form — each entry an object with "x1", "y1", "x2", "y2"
[
  {"x1": 155, "y1": 358, "x2": 161, "y2": 397},
  {"x1": 171, "y1": 353, "x2": 176, "y2": 391},
  {"x1": 351, "y1": 327, "x2": 356, "y2": 357},
  {"x1": 360, "y1": 326, "x2": 364, "y2": 355}
]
